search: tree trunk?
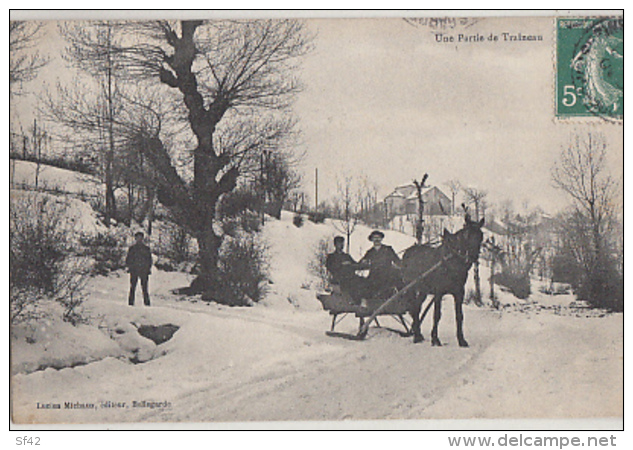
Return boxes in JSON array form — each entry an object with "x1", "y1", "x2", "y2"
[
  {"x1": 104, "y1": 173, "x2": 116, "y2": 226},
  {"x1": 127, "y1": 183, "x2": 134, "y2": 226},
  {"x1": 146, "y1": 187, "x2": 155, "y2": 236},
  {"x1": 191, "y1": 229, "x2": 223, "y2": 299},
  {"x1": 474, "y1": 261, "x2": 482, "y2": 305},
  {"x1": 489, "y1": 256, "x2": 499, "y2": 309},
  {"x1": 104, "y1": 24, "x2": 117, "y2": 228}
]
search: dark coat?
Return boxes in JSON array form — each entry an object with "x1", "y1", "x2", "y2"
[
  {"x1": 360, "y1": 245, "x2": 400, "y2": 276},
  {"x1": 325, "y1": 251, "x2": 358, "y2": 285},
  {"x1": 126, "y1": 242, "x2": 153, "y2": 276},
  {"x1": 360, "y1": 244, "x2": 402, "y2": 294},
  {"x1": 325, "y1": 250, "x2": 366, "y2": 302}
]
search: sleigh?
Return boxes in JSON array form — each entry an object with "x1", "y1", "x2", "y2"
[
  {"x1": 316, "y1": 256, "x2": 450, "y2": 340},
  {"x1": 316, "y1": 286, "x2": 412, "y2": 339}
]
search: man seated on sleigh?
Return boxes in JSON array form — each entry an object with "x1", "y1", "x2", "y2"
[
  {"x1": 359, "y1": 230, "x2": 404, "y2": 300},
  {"x1": 325, "y1": 236, "x2": 367, "y2": 305}
]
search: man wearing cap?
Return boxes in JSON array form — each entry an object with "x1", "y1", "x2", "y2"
[
  {"x1": 125, "y1": 231, "x2": 153, "y2": 306},
  {"x1": 360, "y1": 230, "x2": 402, "y2": 298},
  {"x1": 325, "y1": 236, "x2": 366, "y2": 304}
]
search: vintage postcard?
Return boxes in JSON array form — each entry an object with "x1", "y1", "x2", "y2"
[{"x1": 9, "y1": 11, "x2": 623, "y2": 430}]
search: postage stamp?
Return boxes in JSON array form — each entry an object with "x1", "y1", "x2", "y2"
[{"x1": 556, "y1": 17, "x2": 623, "y2": 120}]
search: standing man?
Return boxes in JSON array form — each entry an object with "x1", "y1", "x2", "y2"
[
  {"x1": 126, "y1": 231, "x2": 153, "y2": 306},
  {"x1": 360, "y1": 230, "x2": 402, "y2": 298}
]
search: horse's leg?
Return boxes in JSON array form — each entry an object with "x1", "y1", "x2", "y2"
[
  {"x1": 409, "y1": 291, "x2": 424, "y2": 343},
  {"x1": 453, "y1": 288, "x2": 469, "y2": 347},
  {"x1": 431, "y1": 294, "x2": 443, "y2": 347}
]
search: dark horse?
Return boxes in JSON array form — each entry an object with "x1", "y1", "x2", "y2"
[{"x1": 401, "y1": 215, "x2": 484, "y2": 347}]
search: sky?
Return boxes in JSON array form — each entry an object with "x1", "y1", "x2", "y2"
[
  {"x1": 293, "y1": 16, "x2": 623, "y2": 214},
  {"x1": 10, "y1": 13, "x2": 623, "y2": 215}
]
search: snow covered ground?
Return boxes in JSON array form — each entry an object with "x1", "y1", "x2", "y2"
[
  {"x1": 10, "y1": 159, "x2": 101, "y2": 199},
  {"x1": 10, "y1": 168, "x2": 623, "y2": 427}
]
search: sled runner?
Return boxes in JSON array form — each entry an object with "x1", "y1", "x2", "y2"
[{"x1": 316, "y1": 289, "x2": 412, "y2": 339}]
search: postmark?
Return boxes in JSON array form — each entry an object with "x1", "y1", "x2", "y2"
[{"x1": 556, "y1": 17, "x2": 623, "y2": 121}]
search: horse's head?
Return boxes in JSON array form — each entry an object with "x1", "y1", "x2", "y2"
[{"x1": 442, "y1": 216, "x2": 485, "y2": 265}]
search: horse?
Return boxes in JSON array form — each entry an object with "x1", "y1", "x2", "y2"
[{"x1": 401, "y1": 215, "x2": 484, "y2": 347}]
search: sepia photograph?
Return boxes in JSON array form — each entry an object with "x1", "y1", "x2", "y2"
[{"x1": 9, "y1": 10, "x2": 623, "y2": 431}]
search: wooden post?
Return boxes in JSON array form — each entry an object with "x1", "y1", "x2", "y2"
[
  {"x1": 33, "y1": 119, "x2": 39, "y2": 189},
  {"x1": 490, "y1": 246, "x2": 496, "y2": 304},
  {"x1": 413, "y1": 174, "x2": 429, "y2": 244},
  {"x1": 260, "y1": 152, "x2": 265, "y2": 225},
  {"x1": 314, "y1": 167, "x2": 319, "y2": 211}
]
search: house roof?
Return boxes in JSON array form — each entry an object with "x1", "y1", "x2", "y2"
[
  {"x1": 405, "y1": 187, "x2": 435, "y2": 201},
  {"x1": 385, "y1": 184, "x2": 449, "y2": 203},
  {"x1": 483, "y1": 218, "x2": 509, "y2": 236},
  {"x1": 385, "y1": 191, "x2": 406, "y2": 199}
]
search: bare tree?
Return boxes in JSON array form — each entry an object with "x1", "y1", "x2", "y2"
[
  {"x1": 444, "y1": 179, "x2": 461, "y2": 215},
  {"x1": 552, "y1": 132, "x2": 622, "y2": 308},
  {"x1": 286, "y1": 190, "x2": 307, "y2": 213},
  {"x1": 552, "y1": 133, "x2": 619, "y2": 256},
  {"x1": 110, "y1": 20, "x2": 312, "y2": 297},
  {"x1": 355, "y1": 176, "x2": 375, "y2": 216},
  {"x1": 332, "y1": 176, "x2": 360, "y2": 254},
  {"x1": 57, "y1": 21, "x2": 130, "y2": 226},
  {"x1": 463, "y1": 187, "x2": 488, "y2": 304},
  {"x1": 463, "y1": 187, "x2": 488, "y2": 221},
  {"x1": 10, "y1": 21, "x2": 48, "y2": 96},
  {"x1": 259, "y1": 151, "x2": 302, "y2": 220}
]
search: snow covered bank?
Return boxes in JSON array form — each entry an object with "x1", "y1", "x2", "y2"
[
  {"x1": 261, "y1": 211, "x2": 417, "y2": 311},
  {"x1": 10, "y1": 189, "x2": 107, "y2": 238},
  {"x1": 10, "y1": 159, "x2": 100, "y2": 198}
]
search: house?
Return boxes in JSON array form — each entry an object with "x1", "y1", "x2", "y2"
[
  {"x1": 384, "y1": 184, "x2": 453, "y2": 241},
  {"x1": 384, "y1": 184, "x2": 452, "y2": 218}
]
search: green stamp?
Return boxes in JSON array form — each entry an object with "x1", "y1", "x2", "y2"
[{"x1": 556, "y1": 17, "x2": 623, "y2": 120}]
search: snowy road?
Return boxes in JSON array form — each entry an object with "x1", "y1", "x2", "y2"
[
  {"x1": 144, "y1": 304, "x2": 623, "y2": 423},
  {"x1": 12, "y1": 278, "x2": 623, "y2": 425}
]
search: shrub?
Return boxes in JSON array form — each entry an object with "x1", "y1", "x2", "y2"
[
  {"x1": 221, "y1": 212, "x2": 261, "y2": 237},
  {"x1": 308, "y1": 211, "x2": 326, "y2": 224},
  {"x1": 79, "y1": 232, "x2": 126, "y2": 275},
  {"x1": 54, "y1": 257, "x2": 90, "y2": 325},
  {"x1": 218, "y1": 188, "x2": 262, "y2": 218},
  {"x1": 308, "y1": 236, "x2": 334, "y2": 290},
  {"x1": 10, "y1": 287, "x2": 47, "y2": 324},
  {"x1": 293, "y1": 213, "x2": 304, "y2": 228},
  {"x1": 10, "y1": 195, "x2": 88, "y2": 324},
  {"x1": 209, "y1": 233, "x2": 269, "y2": 306},
  {"x1": 10, "y1": 212, "x2": 66, "y2": 294},
  {"x1": 575, "y1": 259, "x2": 623, "y2": 312},
  {"x1": 240, "y1": 211, "x2": 262, "y2": 233},
  {"x1": 493, "y1": 270, "x2": 531, "y2": 300},
  {"x1": 162, "y1": 225, "x2": 191, "y2": 264}
]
